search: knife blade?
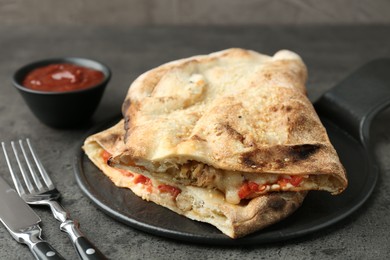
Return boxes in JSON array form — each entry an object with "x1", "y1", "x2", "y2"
[{"x1": 0, "y1": 177, "x2": 64, "y2": 260}]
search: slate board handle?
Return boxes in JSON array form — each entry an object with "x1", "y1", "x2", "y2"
[{"x1": 315, "y1": 59, "x2": 390, "y2": 146}]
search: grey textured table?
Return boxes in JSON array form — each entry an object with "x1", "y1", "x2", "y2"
[{"x1": 1, "y1": 25, "x2": 390, "y2": 259}]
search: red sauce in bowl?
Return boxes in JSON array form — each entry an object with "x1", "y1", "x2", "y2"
[{"x1": 22, "y1": 63, "x2": 105, "y2": 92}]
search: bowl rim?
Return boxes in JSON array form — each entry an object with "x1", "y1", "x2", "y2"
[{"x1": 12, "y1": 57, "x2": 111, "y2": 95}]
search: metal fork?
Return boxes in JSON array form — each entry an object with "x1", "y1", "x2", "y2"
[{"x1": 1, "y1": 139, "x2": 107, "y2": 260}]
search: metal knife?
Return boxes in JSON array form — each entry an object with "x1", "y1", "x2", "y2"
[{"x1": 0, "y1": 176, "x2": 64, "y2": 260}]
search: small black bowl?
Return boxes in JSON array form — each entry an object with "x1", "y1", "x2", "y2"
[{"x1": 12, "y1": 57, "x2": 111, "y2": 128}]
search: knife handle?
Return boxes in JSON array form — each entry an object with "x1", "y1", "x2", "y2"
[
  {"x1": 13, "y1": 224, "x2": 65, "y2": 260},
  {"x1": 31, "y1": 241, "x2": 65, "y2": 260}
]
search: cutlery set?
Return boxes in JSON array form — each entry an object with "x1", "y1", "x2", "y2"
[{"x1": 0, "y1": 139, "x2": 106, "y2": 260}]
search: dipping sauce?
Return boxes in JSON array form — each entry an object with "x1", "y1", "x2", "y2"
[{"x1": 22, "y1": 63, "x2": 105, "y2": 92}]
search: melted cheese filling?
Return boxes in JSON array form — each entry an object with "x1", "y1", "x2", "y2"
[{"x1": 116, "y1": 159, "x2": 322, "y2": 204}]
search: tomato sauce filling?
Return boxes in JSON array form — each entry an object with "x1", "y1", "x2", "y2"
[
  {"x1": 23, "y1": 63, "x2": 105, "y2": 92},
  {"x1": 238, "y1": 176, "x2": 304, "y2": 199},
  {"x1": 101, "y1": 150, "x2": 111, "y2": 163},
  {"x1": 101, "y1": 149, "x2": 181, "y2": 198},
  {"x1": 157, "y1": 184, "x2": 181, "y2": 198}
]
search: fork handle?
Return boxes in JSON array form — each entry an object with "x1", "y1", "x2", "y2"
[
  {"x1": 74, "y1": 237, "x2": 107, "y2": 260},
  {"x1": 61, "y1": 220, "x2": 106, "y2": 260}
]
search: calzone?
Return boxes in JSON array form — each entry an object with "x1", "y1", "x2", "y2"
[{"x1": 83, "y1": 48, "x2": 347, "y2": 238}]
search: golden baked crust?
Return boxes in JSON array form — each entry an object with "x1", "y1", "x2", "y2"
[
  {"x1": 115, "y1": 48, "x2": 347, "y2": 195},
  {"x1": 83, "y1": 122, "x2": 306, "y2": 238}
]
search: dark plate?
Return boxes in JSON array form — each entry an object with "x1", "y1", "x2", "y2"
[
  {"x1": 75, "y1": 59, "x2": 390, "y2": 245},
  {"x1": 73, "y1": 115, "x2": 376, "y2": 246}
]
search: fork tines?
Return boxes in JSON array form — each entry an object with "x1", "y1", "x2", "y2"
[{"x1": 1, "y1": 139, "x2": 54, "y2": 196}]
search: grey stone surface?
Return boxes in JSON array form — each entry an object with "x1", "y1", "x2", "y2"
[
  {"x1": 1, "y1": 0, "x2": 390, "y2": 26},
  {"x1": 0, "y1": 25, "x2": 390, "y2": 259}
]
